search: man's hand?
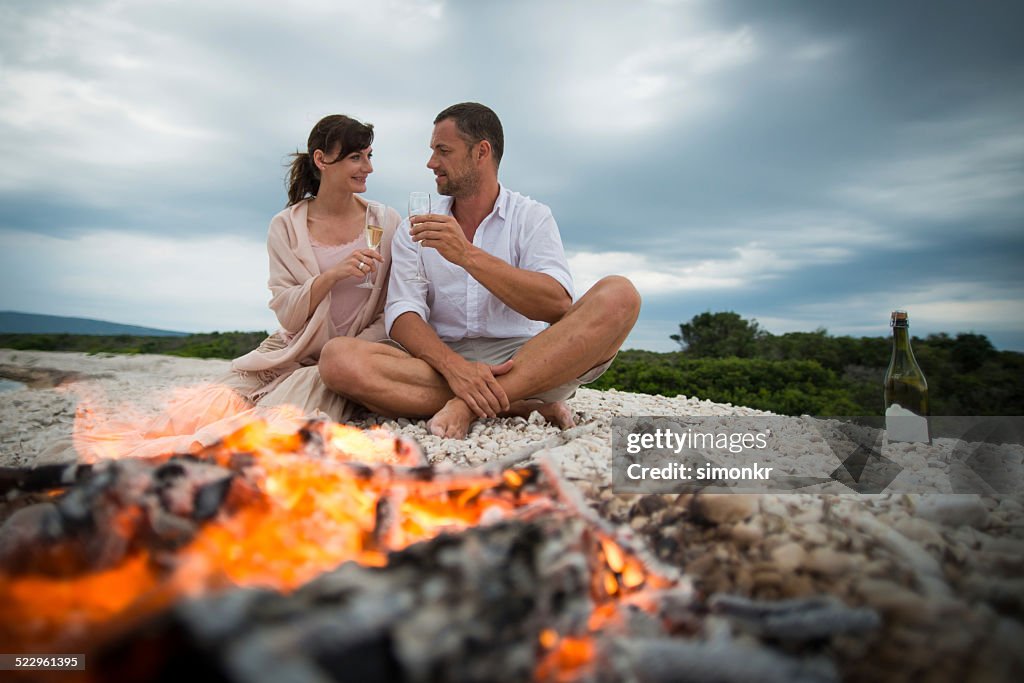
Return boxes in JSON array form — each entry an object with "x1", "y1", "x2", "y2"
[
  {"x1": 410, "y1": 214, "x2": 474, "y2": 266},
  {"x1": 440, "y1": 356, "x2": 513, "y2": 418},
  {"x1": 410, "y1": 213, "x2": 571, "y2": 324}
]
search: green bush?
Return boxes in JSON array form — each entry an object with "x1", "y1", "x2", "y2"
[
  {"x1": 638, "y1": 312, "x2": 1024, "y2": 416},
  {"x1": 590, "y1": 354, "x2": 866, "y2": 415},
  {"x1": 0, "y1": 331, "x2": 267, "y2": 360}
]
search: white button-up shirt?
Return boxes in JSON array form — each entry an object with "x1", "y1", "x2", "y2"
[{"x1": 385, "y1": 185, "x2": 574, "y2": 342}]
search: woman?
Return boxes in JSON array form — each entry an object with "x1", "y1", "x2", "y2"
[
  {"x1": 130, "y1": 115, "x2": 399, "y2": 453},
  {"x1": 219, "y1": 114, "x2": 400, "y2": 419}
]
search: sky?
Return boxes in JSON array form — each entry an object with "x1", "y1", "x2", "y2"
[{"x1": 1, "y1": 0, "x2": 1022, "y2": 352}]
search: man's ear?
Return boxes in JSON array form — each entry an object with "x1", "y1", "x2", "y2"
[{"x1": 476, "y1": 140, "x2": 491, "y2": 163}]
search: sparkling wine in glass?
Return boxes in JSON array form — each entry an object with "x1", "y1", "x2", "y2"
[
  {"x1": 405, "y1": 192, "x2": 431, "y2": 284},
  {"x1": 356, "y1": 201, "x2": 385, "y2": 290}
]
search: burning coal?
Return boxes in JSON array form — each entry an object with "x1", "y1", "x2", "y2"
[
  {"x1": 1, "y1": 398, "x2": 879, "y2": 683},
  {"x1": 0, "y1": 415, "x2": 688, "y2": 682}
]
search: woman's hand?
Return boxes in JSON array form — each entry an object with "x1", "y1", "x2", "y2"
[
  {"x1": 307, "y1": 248, "x2": 383, "y2": 318},
  {"x1": 325, "y1": 248, "x2": 384, "y2": 282}
]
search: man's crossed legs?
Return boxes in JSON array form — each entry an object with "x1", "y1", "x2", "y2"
[{"x1": 319, "y1": 276, "x2": 641, "y2": 438}]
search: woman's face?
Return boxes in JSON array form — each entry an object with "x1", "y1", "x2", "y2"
[{"x1": 318, "y1": 146, "x2": 373, "y2": 194}]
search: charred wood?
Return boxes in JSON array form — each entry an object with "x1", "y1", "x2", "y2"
[
  {"x1": 611, "y1": 637, "x2": 839, "y2": 683},
  {"x1": 708, "y1": 594, "x2": 881, "y2": 643},
  {"x1": 0, "y1": 462, "x2": 93, "y2": 494},
  {"x1": 0, "y1": 457, "x2": 238, "y2": 575},
  {"x1": 94, "y1": 517, "x2": 593, "y2": 683}
]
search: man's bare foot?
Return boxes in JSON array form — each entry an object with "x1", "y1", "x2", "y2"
[
  {"x1": 507, "y1": 400, "x2": 575, "y2": 429},
  {"x1": 537, "y1": 400, "x2": 576, "y2": 429},
  {"x1": 427, "y1": 398, "x2": 476, "y2": 439}
]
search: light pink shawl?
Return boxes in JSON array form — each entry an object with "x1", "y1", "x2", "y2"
[{"x1": 232, "y1": 198, "x2": 399, "y2": 375}]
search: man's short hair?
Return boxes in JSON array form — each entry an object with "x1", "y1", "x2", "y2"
[{"x1": 434, "y1": 102, "x2": 504, "y2": 168}]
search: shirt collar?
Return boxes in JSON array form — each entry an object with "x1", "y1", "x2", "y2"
[
  {"x1": 436, "y1": 193, "x2": 455, "y2": 215},
  {"x1": 438, "y1": 184, "x2": 510, "y2": 220},
  {"x1": 494, "y1": 184, "x2": 510, "y2": 220}
]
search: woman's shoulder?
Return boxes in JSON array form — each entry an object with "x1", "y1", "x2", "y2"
[
  {"x1": 268, "y1": 200, "x2": 308, "y2": 232},
  {"x1": 264, "y1": 201, "x2": 311, "y2": 255}
]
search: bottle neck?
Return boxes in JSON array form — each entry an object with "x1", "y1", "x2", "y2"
[{"x1": 892, "y1": 324, "x2": 911, "y2": 351}]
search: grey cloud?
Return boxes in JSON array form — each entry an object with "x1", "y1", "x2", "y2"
[{"x1": 1, "y1": 0, "x2": 1022, "y2": 350}]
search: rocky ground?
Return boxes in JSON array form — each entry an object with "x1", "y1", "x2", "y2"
[{"x1": 1, "y1": 349, "x2": 1022, "y2": 682}]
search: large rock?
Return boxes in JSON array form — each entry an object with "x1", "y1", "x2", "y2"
[
  {"x1": 914, "y1": 495, "x2": 989, "y2": 528},
  {"x1": 692, "y1": 494, "x2": 758, "y2": 525}
]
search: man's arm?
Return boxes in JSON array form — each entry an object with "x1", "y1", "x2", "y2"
[
  {"x1": 411, "y1": 214, "x2": 572, "y2": 323},
  {"x1": 463, "y1": 250, "x2": 571, "y2": 323},
  {"x1": 390, "y1": 312, "x2": 511, "y2": 417}
]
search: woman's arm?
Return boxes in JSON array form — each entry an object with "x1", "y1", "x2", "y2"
[{"x1": 266, "y1": 214, "x2": 383, "y2": 331}]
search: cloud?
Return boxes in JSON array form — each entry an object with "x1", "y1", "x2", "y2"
[
  {"x1": 0, "y1": 229, "x2": 276, "y2": 332},
  {"x1": 0, "y1": 0, "x2": 447, "y2": 210},
  {"x1": 887, "y1": 282, "x2": 1024, "y2": 333},
  {"x1": 1, "y1": 0, "x2": 1022, "y2": 354},
  {"x1": 0, "y1": 4, "x2": 234, "y2": 205},
  {"x1": 567, "y1": 205, "x2": 894, "y2": 301},
  {"x1": 0, "y1": 68, "x2": 219, "y2": 186},
  {"x1": 558, "y1": 25, "x2": 758, "y2": 133},
  {"x1": 838, "y1": 116, "x2": 1024, "y2": 221},
  {"x1": 788, "y1": 39, "x2": 844, "y2": 64},
  {"x1": 758, "y1": 280, "x2": 1024, "y2": 337},
  {"x1": 568, "y1": 237, "x2": 855, "y2": 298}
]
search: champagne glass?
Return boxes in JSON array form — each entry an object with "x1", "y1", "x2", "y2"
[
  {"x1": 356, "y1": 201, "x2": 385, "y2": 290},
  {"x1": 405, "y1": 191, "x2": 431, "y2": 284}
]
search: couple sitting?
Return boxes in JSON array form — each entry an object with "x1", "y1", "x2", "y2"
[{"x1": 226, "y1": 102, "x2": 640, "y2": 440}]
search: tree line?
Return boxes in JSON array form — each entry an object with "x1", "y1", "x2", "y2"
[
  {"x1": 2, "y1": 313, "x2": 1021, "y2": 416},
  {"x1": 0, "y1": 332, "x2": 267, "y2": 360},
  {"x1": 587, "y1": 311, "x2": 1023, "y2": 416}
]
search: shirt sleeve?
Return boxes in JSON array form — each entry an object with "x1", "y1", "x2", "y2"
[
  {"x1": 384, "y1": 216, "x2": 430, "y2": 336},
  {"x1": 517, "y1": 203, "x2": 575, "y2": 301}
]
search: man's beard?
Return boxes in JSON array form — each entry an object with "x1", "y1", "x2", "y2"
[{"x1": 438, "y1": 163, "x2": 480, "y2": 198}]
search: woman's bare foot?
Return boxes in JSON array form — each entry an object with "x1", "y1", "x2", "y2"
[
  {"x1": 427, "y1": 398, "x2": 476, "y2": 439},
  {"x1": 507, "y1": 400, "x2": 575, "y2": 429}
]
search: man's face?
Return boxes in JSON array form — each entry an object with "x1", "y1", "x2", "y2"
[{"x1": 427, "y1": 118, "x2": 480, "y2": 197}]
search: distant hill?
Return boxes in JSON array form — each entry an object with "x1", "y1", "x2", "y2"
[{"x1": 0, "y1": 311, "x2": 189, "y2": 337}]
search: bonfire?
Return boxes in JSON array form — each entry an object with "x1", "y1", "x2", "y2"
[{"x1": 0, "y1": 393, "x2": 877, "y2": 683}]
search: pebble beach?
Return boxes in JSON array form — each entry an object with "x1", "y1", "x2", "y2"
[{"x1": 1, "y1": 348, "x2": 1022, "y2": 681}]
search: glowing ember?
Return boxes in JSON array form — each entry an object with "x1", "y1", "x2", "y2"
[
  {"x1": 1, "y1": 402, "x2": 675, "y2": 683},
  {"x1": 533, "y1": 532, "x2": 676, "y2": 681},
  {"x1": 0, "y1": 421, "x2": 550, "y2": 648},
  {"x1": 536, "y1": 631, "x2": 597, "y2": 683}
]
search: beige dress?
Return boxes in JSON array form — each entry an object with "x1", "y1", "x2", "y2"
[{"x1": 220, "y1": 198, "x2": 399, "y2": 419}]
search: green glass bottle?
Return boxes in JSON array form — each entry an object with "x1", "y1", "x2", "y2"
[{"x1": 884, "y1": 310, "x2": 929, "y2": 442}]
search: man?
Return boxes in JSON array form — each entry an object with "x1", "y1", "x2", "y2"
[{"x1": 320, "y1": 102, "x2": 640, "y2": 438}]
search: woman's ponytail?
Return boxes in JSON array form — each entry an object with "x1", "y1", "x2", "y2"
[{"x1": 286, "y1": 152, "x2": 320, "y2": 207}]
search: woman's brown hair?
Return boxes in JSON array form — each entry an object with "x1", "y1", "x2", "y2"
[{"x1": 286, "y1": 115, "x2": 374, "y2": 206}]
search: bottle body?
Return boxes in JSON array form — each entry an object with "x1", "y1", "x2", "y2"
[{"x1": 884, "y1": 311, "x2": 929, "y2": 442}]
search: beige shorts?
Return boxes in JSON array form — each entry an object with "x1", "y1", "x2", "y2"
[{"x1": 387, "y1": 336, "x2": 614, "y2": 403}]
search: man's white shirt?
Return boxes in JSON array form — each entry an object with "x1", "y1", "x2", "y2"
[{"x1": 385, "y1": 185, "x2": 574, "y2": 342}]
